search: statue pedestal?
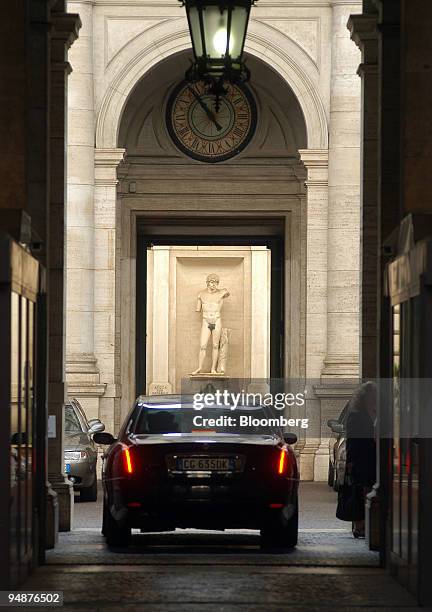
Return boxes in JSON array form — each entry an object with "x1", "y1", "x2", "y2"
[
  {"x1": 189, "y1": 373, "x2": 229, "y2": 379},
  {"x1": 186, "y1": 374, "x2": 231, "y2": 394}
]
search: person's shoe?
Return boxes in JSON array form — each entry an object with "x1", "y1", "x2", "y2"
[{"x1": 352, "y1": 528, "x2": 365, "y2": 538}]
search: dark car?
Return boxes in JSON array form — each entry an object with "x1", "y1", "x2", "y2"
[
  {"x1": 64, "y1": 399, "x2": 105, "y2": 501},
  {"x1": 95, "y1": 395, "x2": 299, "y2": 548},
  {"x1": 327, "y1": 401, "x2": 350, "y2": 490}
]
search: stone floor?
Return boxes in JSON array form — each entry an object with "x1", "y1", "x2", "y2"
[{"x1": 23, "y1": 483, "x2": 424, "y2": 611}]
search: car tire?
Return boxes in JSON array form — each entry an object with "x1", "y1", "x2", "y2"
[
  {"x1": 328, "y1": 461, "x2": 335, "y2": 488},
  {"x1": 103, "y1": 500, "x2": 131, "y2": 547},
  {"x1": 260, "y1": 504, "x2": 298, "y2": 549},
  {"x1": 80, "y1": 475, "x2": 98, "y2": 502}
]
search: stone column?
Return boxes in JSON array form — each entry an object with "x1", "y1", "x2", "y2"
[
  {"x1": 323, "y1": 0, "x2": 362, "y2": 380},
  {"x1": 348, "y1": 9, "x2": 381, "y2": 549},
  {"x1": 65, "y1": 0, "x2": 102, "y2": 415},
  {"x1": 47, "y1": 8, "x2": 81, "y2": 533},
  {"x1": 148, "y1": 247, "x2": 173, "y2": 395},
  {"x1": 250, "y1": 247, "x2": 270, "y2": 380},
  {"x1": 348, "y1": 12, "x2": 379, "y2": 380},
  {"x1": 93, "y1": 148, "x2": 125, "y2": 434},
  {"x1": 298, "y1": 150, "x2": 329, "y2": 480},
  {"x1": 309, "y1": 1, "x2": 362, "y2": 481}
]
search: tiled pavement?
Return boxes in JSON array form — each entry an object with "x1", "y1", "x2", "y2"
[{"x1": 22, "y1": 483, "x2": 425, "y2": 611}]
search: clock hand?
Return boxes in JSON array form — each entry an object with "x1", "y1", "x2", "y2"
[{"x1": 188, "y1": 86, "x2": 223, "y2": 132}]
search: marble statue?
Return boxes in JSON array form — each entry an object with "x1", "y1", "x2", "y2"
[
  {"x1": 216, "y1": 327, "x2": 229, "y2": 374},
  {"x1": 192, "y1": 273, "x2": 230, "y2": 375}
]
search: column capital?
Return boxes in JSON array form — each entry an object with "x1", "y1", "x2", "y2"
[
  {"x1": 348, "y1": 14, "x2": 378, "y2": 51},
  {"x1": 321, "y1": 355, "x2": 359, "y2": 379},
  {"x1": 298, "y1": 149, "x2": 329, "y2": 168},
  {"x1": 95, "y1": 147, "x2": 126, "y2": 167},
  {"x1": 357, "y1": 62, "x2": 378, "y2": 77},
  {"x1": 66, "y1": 353, "x2": 107, "y2": 398},
  {"x1": 67, "y1": 0, "x2": 95, "y2": 5},
  {"x1": 51, "y1": 12, "x2": 82, "y2": 49},
  {"x1": 95, "y1": 148, "x2": 125, "y2": 186},
  {"x1": 330, "y1": 0, "x2": 362, "y2": 8},
  {"x1": 299, "y1": 149, "x2": 329, "y2": 187}
]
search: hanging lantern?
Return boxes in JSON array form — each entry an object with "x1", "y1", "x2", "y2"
[{"x1": 181, "y1": 0, "x2": 257, "y2": 83}]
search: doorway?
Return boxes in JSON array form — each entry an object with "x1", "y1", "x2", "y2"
[{"x1": 135, "y1": 216, "x2": 285, "y2": 397}]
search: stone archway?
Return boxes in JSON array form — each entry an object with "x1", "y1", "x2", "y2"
[
  {"x1": 67, "y1": 3, "x2": 361, "y2": 481},
  {"x1": 95, "y1": 20, "x2": 328, "y2": 150},
  {"x1": 70, "y1": 26, "x2": 332, "y2": 479}
]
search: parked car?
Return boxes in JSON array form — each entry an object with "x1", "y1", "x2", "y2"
[
  {"x1": 95, "y1": 395, "x2": 299, "y2": 548},
  {"x1": 64, "y1": 399, "x2": 105, "y2": 502},
  {"x1": 327, "y1": 401, "x2": 350, "y2": 490}
]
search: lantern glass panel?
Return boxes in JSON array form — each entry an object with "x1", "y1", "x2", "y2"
[
  {"x1": 188, "y1": 6, "x2": 203, "y2": 58},
  {"x1": 229, "y1": 5, "x2": 248, "y2": 60},
  {"x1": 202, "y1": 5, "x2": 229, "y2": 59}
]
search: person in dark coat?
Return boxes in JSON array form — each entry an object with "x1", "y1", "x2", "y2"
[{"x1": 345, "y1": 381, "x2": 377, "y2": 538}]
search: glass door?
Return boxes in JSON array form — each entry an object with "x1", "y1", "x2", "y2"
[
  {"x1": 9, "y1": 291, "x2": 36, "y2": 585},
  {"x1": 390, "y1": 298, "x2": 420, "y2": 595}
]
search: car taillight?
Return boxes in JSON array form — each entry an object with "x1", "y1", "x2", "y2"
[
  {"x1": 277, "y1": 448, "x2": 288, "y2": 475},
  {"x1": 123, "y1": 447, "x2": 133, "y2": 474}
]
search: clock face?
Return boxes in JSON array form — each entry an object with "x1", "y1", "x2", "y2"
[{"x1": 166, "y1": 80, "x2": 257, "y2": 163}]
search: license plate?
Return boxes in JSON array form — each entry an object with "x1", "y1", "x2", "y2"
[
  {"x1": 176, "y1": 457, "x2": 234, "y2": 472},
  {"x1": 65, "y1": 463, "x2": 71, "y2": 474}
]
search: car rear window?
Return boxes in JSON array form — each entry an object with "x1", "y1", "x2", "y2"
[{"x1": 132, "y1": 404, "x2": 281, "y2": 436}]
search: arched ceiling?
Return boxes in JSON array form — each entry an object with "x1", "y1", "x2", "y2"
[{"x1": 118, "y1": 51, "x2": 307, "y2": 162}]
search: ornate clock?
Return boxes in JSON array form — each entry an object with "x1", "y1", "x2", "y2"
[{"x1": 166, "y1": 80, "x2": 257, "y2": 163}]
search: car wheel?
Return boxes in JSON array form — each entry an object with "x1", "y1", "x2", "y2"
[
  {"x1": 260, "y1": 504, "x2": 298, "y2": 549},
  {"x1": 104, "y1": 501, "x2": 131, "y2": 547},
  {"x1": 80, "y1": 475, "x2": 98, "y2": 502},
  {"x1": 328, "y1": 461, "x2": 335, "y2": 487}
]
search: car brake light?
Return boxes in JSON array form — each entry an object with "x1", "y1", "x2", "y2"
[
  {"x1": 278, "y1": 449, "x2": 288, "y2": 475},
  {"x1": 123, "y1": 447, "x2": 133, "y2": 474}
]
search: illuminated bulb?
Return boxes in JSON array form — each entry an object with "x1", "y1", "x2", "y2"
[{"x1": 213, "y1": 28, "x2": 233, "y2": 55}]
